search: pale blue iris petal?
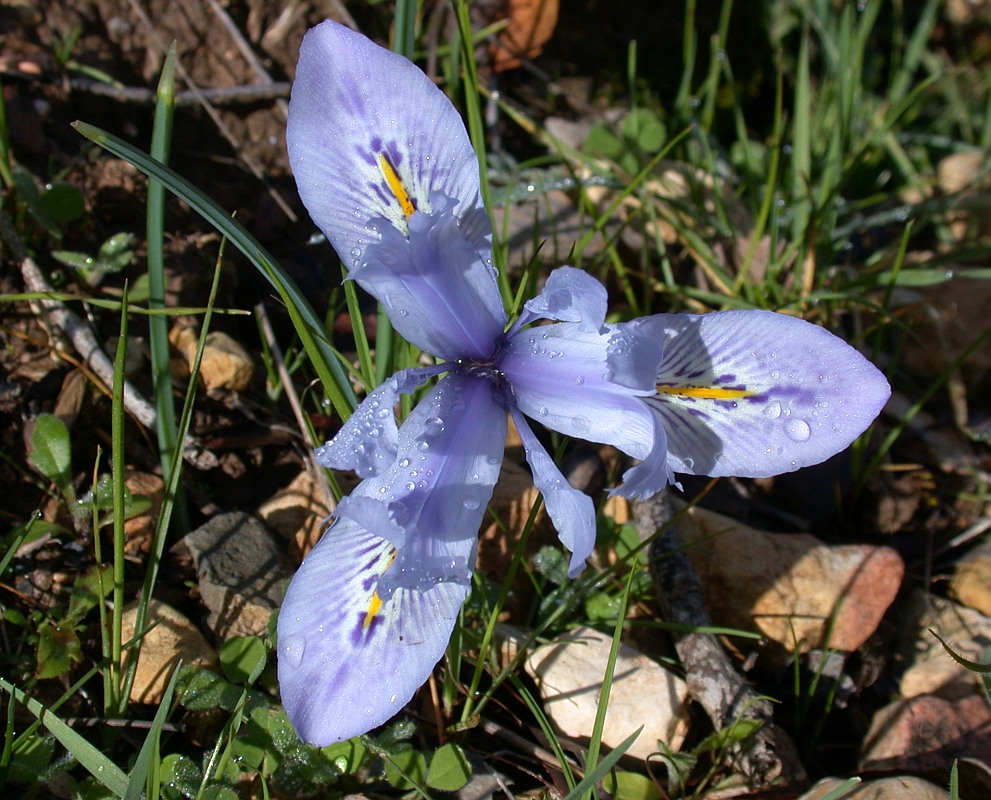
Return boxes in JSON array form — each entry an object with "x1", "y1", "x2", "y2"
[
  {"x1": 354, "y1": 196, "x2": 507, "y2": 360},
  {"x1": 612, "y1": 404, "x2": 676, "y2": 499},
  {"x1": 499, "y1": 322, "x2": 655, "y2": 459},
  {"x1": 650, "y1": 310, "x2": 891, "y2": 477},
  {"x1": 277, "y1": 517, "x2": 467, "y2": 745},
  {"x1": 512, "y1": 266, "x2": 607, "y2": 333},
  {"x1": 361, "y1": 373, "x2": 507, "y2": 593},
  {"x1": 315, "y1": 365, "x2": 443, "y2": 477},
  {"x1": 511, "y1": 408, "x2": 596, "y2": 577},
  {"x1": 605, "y1": 315, "x2": 668, "y2": 391},
  {"x1": 288, "y1": 20, "x2": 484, "y2": 271}
]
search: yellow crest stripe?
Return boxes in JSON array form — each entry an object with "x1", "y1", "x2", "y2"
[
  {"x1": 363, "y1": 592, "x2": 383, "y2": 628},
  {"x1": 379, "y1": 154, "x2": 415, "y2": 218},
  {"x1": 656, "y1": 385, "x2": 755, "y2": 400}
]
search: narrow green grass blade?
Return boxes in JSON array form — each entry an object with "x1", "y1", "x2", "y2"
[
  {"x1": 583, "y1": 565, "x2": 639, "y2": 799},
  {"x1": 124, "y1": 662, "x2": 181, "y2": 800},
  {"x1": 0, "y1": 678, "x2": 128, "y2": 797},
  {"x1": 71, "y1": 120, "x2": 357, "y2": 419},
  {"x1": 110, "y1": 286, "x2": 128, "y2": 712},
  {"x1": 147, "y1": 42, "x2": 189, "y2": 537},
  {"x1": 393, "y1": 0, "x2": 417, "y2": 59},
  {"x1": 122, "y1": 246, "x2": 226, "y2": 705},
  {"x1": 562, "y1": 726, "x2": 643, "y2": 800}
]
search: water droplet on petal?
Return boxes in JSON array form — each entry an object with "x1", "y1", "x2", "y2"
[
  {"x1": 282, "y1": 635, "x2": 305, "y2": 668},
  {"x1": 463, "y1": 497, "x2": 480, "y2": 510},
  {"x1": 784, "y1": 418, "x2": 811, "y2": 442},
  {"x1": 537, "y1": 406, "x2": 548, "y2": 416},
  {"x1": 399, "y1": 458, "x2": 410, "y2": 467},
  {"x1": 763, "y1": 402, "x2": 782, "y2": 419}
]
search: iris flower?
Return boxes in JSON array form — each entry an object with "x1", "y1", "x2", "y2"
[{"x1": 278, "y1": 20, "x2": 890, "y2": 745}]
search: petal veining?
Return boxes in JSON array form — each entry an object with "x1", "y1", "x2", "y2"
[
  {"x1": 288, "y1": 20, "x2": 485, "y2": 270},
  {"x1": 511, "y1": 408, "x2": 596, "y2": 576},
  {"x1": 354, "y1": 195, "x2": 507, "y2": 359},
  {"x1": 499, "y1": 321, "x2": 656, "y2": 459},
  {"x1": 357, "y1": 373, "x2": 508, "y2": 586},
  {"x1": 650, "y1": 310, "x2": 891, "y2": 477},
  {"x1": 277, "y1": 516, "x2": 467, "y2": 745}
]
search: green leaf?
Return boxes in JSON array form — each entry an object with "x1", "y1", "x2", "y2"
[
  {"x1": 426, "y1": 743, "x2": 472, "y2": 791},
  {"x1": 37, "y1": 182, "x2": 85, "y2": 225},
  {"x1": 219, "y1": 636, "x2": 267, "y2": 686},
  {"x1": 36, "y1": 619, "x2": 82, "y2": 679},
  {"x1": 6, "y1": 733, "x2": 54, "y2": 785},
  {"x1": 67, "y1": 564, "x2": 113, "y2": 622},
  {"x1": 693, "y1": 717, "x2": 763, "y2": 754},
  {"x1": 603, "y1": 771, "x2": 663, "y2": 800},
  {"x1": 321, "y1": 738, "x2": 366, "y2": 774},
  {"x1": 177, "y1": 667, "x2": 243, "y2": 712},
  {"x1": 125, "y1": 664, "x2": 181, "y2": 800},
  {"x1": 585, "y1": 123, "x2": 625, "y2": 160},
  {"x1": 624, "y1": 108, "x2": 666, "y2": 153},
  {"x1": 383, "y1": 746, "x2": 428, "y2": 790},
  {"x1": 160, "y1": 753, "x2": 201, "y2": 800},
  {"x1": 29, "y1": 414, "x2": 73, "y2": 499}
]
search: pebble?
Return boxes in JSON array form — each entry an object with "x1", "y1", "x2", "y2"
[
  {"x1": 676, "y1": 505, "x2": 903, "y2": 661},
  {"x1": 183, "y1": 511, "x2": 291, "y2": 640},
  {"x1": 525, "y1": 626, "x2": 690, "y2": 761}
]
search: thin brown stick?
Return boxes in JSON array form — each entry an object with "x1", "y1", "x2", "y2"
[
  {"x1": 1, "y1": 211, "x2": 216, "y2": 469},
  {"x1": 633, "y1": 492, "x2": 807, "y2": 789}
]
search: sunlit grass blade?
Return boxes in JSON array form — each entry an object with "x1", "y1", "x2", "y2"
[
  {"x1": 0, "y1": 677, "x2": 129, "y2": 797},
  {"x1": 562, "y1": 726, "x2": 643, "y2": 800},
  {"x1": 147, "y1": 42, "x2": 189, "y2": 538},
  {"x1": 110, "y1": 286, "x2": 128, "y2": 713},
  {"x1": 124, "y1": 662, "x2": 181, "y2": 800},
  {"x1": 122, "y1": 244, "x2": 225, "y2": 705},
  {"x1": 71, "y1": 120, "x2": 357, "y2": 420}
]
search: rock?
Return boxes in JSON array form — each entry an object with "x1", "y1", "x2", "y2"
[
  {"x1": 897, "y1": 590, "x2": 991, "y2": 700},
  {"x1": 123, "y1": 470, "x2": 164, "y2": 560},
  {"x1": 949, "y1": 538, "x2": 991, "y2": 616},
  {"x1": 859, "y1": 693, "x2": 991, "y2": 774},
  {"x1": 120, "y1": 599, "x2": 215, "y2": 704},
  {"x1": 799, "y1": 775, "x2": 949, "y2": 799},
  {"x1": 170, "y1": 323, "x2": 254, "y2": 392},
  {"x1": 183, "y1": 511, "x2": 292, "y2": 640},
  {"x1": 257, "y1": 469, "x2": 333, "y2": 559},
  {"x1": 677, "y1": 505, "x2": 903, "y2": 660},
  {"x1": 525, "y1": 626, "x2": 690, "y2": 761}
]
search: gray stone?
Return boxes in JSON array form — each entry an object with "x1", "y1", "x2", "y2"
[{"x1": 184, "y1": 511, "x2": 291, "y2": 640}]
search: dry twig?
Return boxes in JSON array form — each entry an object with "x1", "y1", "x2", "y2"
[{"x1": 633, "y1": 492, "x2": 807, "y2": 789}]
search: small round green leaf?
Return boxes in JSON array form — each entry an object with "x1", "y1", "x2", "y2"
[
  {"x1": 426, "y1": 743, "x2": 472, "y2": 791},
  {"x1": 220, "y1": 636, "x2": 268, "y2": 685}
]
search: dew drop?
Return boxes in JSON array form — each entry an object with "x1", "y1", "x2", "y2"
[
  {"x1": 784, "y1": 418, "x2": 811, "y2": 442},
  {"x1": 463, "y1": 497, "x2": 480, "y2": 510},
  {"x1": 282, "y1": 635, "x2": 306, "y2": 668},
  {"x1": 404, "y1": 481, "x2": 416, "y2": 491},
  {"x1": 399, "y1": 458, "x2": 410, "y2": 467},
  {"x1": 537, "y1": 406, "x2": 548, "y2": 416},
  {"x1": 763, "y1": 402, "x2": 782, "y2": 419}
]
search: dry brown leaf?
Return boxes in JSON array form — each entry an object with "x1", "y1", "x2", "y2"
[{"x1": 488, "y1": 0, "x2": 560, "y2": 72}]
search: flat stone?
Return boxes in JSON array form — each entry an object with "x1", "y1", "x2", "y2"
[
  {"x1": 525, "y1": 626, "x2": 690, "y2": 761},
  {"x1": 120, "y1": 599, "x2": 215, "y2": 704},
  {"x1": 123, "y1": 470, "x2": 164, "y2": 559},
  {"x1": 256, "y1": 469, "x2": 333, "y2": 558},
  {"x1": 170, "y1": 324, "x2": 254, "y2": 392},
  {"x1": 677, "y1": 505, "x2": 903, "y2": 659},
  {"x1": 898, "y1": 590, "x2": 991, "y2": 700},
  {"x1": 799, "y1": 775, "x2": 949, "y2": 800},
  {"x1": 949, "y1": 538, "x2": 991, "y2": 616},
  {"x1": 183, "y1": 511, "x2": 291, "y2": 640},
  {"x1": 859, "y1": 693, "x2": 991, "y2": 774}
]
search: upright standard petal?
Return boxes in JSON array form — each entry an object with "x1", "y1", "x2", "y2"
[
  {"x1": 498, "y1": 320, "x2": 664, "y2": 461},
  {"x1": 511, "y1": 266, "x2": 607, "y2": 333},
  {"x1": 288, "y1": 21, "x2": 482, "y2": 268},
  {"x1": 279, "y1": 374, "x2": 507, "y2": 744},
  {"x1": 649, "y1": 310, "x2": 890, "y2": 477}
]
